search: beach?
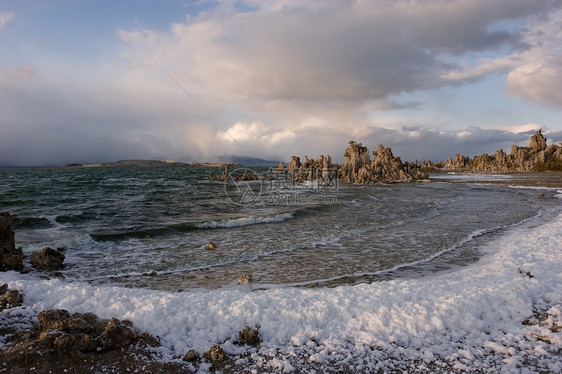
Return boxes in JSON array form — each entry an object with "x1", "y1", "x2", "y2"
[{"x1": 1, "y1": 171, "x2": 561, "y2": 373}]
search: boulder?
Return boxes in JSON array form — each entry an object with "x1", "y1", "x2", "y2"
[
  {"x1": 238, "y1": 326, "x2": 260, "y2": 345},
  {"x1": 37, "y1": 309, "x2": 94, "y2": 334},
  {"x1": 0, "y1": 284, "x2": 23, "y2": 311},
  {"x1": 183, "y1": 349, "x2": 199, "y2": 362},
  {"x1": 98, "y1": 318, "x2": 137, "y2": 351},
  {"x1": 30, "y1": 247, "x2": 65, "y2": 271},
  {"x1": 36, "y1": 310, "x2": 138, "y2": 353},
  {"x1": 237, "y1": 274, "x2": 252, "y2": 284},
  {"x1": 204, "y1": 344, "x2": 226, "y2": 362},
  {"x1": 0, "y1": 212, "x2": 24, "y2": 271},
  {"x1": 53, "y1": 332, "x2": 98, "y2": 353}
]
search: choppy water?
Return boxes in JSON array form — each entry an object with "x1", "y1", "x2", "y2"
[{"x1": 0, "y1": 166, "x2": 552, "y2": 290}]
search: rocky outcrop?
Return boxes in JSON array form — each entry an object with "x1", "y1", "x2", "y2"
[
  {"x1": 530, "y1": 129, "x2": 547, "y2": 150},
  {"x1": 0, "y1": 284, "x2": 23, "y2": 311},
  {"x1": 98, "y1": 318, "x2": 138, "y2": 351},
  {"x1": 36, "y1": 309, "x2": 138, "y2": 353},
  {"x1": 339, "y1": 141, "x2": 426, "y2": 183},
  {"x1": 444, "y1": 154, "x2": 470, "y2": 169},
  {"x1": 281, "y1": 155, "x2": 337, "y2": 183},
  {"x1": 286, "y1": 156, "x2": 302, "y2": 171},
  {"x1": 30, "y1": 247, "x2": 65, "y2": 271},
  {"x1": 209, "y1": 164, "x2": 259, "y2": 182},
  {"x1": 0, "y1": 212, "x2": 24, "y2": 271},
  {"x1": 339, "y1": 141, "x2": 371, "y2": 183},
  {"x1": 0, "y1": 299, "x2": 181, "y2": 373},
  {"x1": 441, "y1": 130, "x2": 562, "y2": 173},
  {"x1": 279, "y1": 141, "x2": 425, "y2": 184}
]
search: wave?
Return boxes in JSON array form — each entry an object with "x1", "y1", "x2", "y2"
[
  {"x1": 195, "y1": 212, "x2": 294, "y2": 229},
  {"x1": 12, "y1": 216, "x2": 53, "y2": 229},
  {"x1": 90, "y1": 212, "x2": 296, "y2": 241}
]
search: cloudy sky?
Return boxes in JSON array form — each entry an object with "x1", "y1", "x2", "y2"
[{"x1": 1, "y1": 0, "x2": 562, "y2": 166}]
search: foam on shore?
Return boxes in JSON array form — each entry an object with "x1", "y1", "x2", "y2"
[{"x1": 1, "y1": 209, "x2": 561, "y2": 372}]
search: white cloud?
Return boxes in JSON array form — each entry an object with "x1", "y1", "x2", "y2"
[
  {"x1": 442, "y1": 56, "x2": 518, "y2": 82},
  {"x1": 119, "y1": 0, "x2": 545, "y2": 104},
  {"x1": 117, "y1": 28, "x2": 158, "y2": 44},
  {"x1": 2, "y1": 1, "x2": 561, "y2": 166},
  {"x1": 219, "y1": 121, "x2": 270, "y2": 143},
  {"x1": 499, "y1": 123, "x2": 543, "y2": 134},
  {"x1": 507, "y1": 55, "x2": 562, "y2": 108},
  {"x1": 440, "y1": 6, "x2": 562, "y2": 109},
  {"x1": 218, "y1": 121, "x2": 297, "y2": 148},
  {"x1": 0, "y1": 11, "x2": 15, "y2": 29}
]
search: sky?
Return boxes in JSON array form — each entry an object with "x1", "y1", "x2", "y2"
[{"x1": 1, "y1": 0, "x2": 562, "y2": 167}]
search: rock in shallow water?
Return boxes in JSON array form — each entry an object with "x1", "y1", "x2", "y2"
[
  {"x1": 0, "y1": 212, "x2": 24, "y2": 271},
  {"x1": 237, "y1": 274, "x2": 252, "y2": 284},
  {"x1": 0, "y1": 284, "x2": 23, "y2": 311},
  {"x1": 30, "y1": 247, "x2": 65, "y2": 271}
]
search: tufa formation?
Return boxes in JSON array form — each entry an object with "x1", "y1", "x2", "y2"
[
  {"x1": 279, "y1": 142, "x2": 426, "y2": 184},
  {"x1": 442, "y1": 130, "x2": 562, "y2": 172}
]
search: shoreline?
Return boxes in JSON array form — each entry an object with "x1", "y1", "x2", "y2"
[
  {"x1": 1, "y1": 183, "x2": 561, "y2": 373},
  {"x1": 429, "y1": 171, "x2": 562, "y2": 188}
]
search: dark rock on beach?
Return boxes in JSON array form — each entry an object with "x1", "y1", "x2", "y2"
[
  {"x1": 1, "y1": 308, "x2": 181, "y2": 373},
  {"x1": 238, "y1": 325, "x2": 260, "y2": 345},
  {"x1": 0, "y1": 212, "x2": 24, "y2": 271},
  {"x1": 30, "y1": 247, "x2": 66, "y2": 271},
  {"x1": 204, "y1": 344, "x2": 226, "y2": 362},
  {"x1": 99, "y1": 318, "x2": 138, "y2": 351},
  {"x1": 35, "y1": 309, "x2": 138, "y2": 353},
  {"x1": 183, "y1": 348, "x2": 199, "y2": 362}
]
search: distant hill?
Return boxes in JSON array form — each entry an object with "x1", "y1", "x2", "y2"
[
  {"x1": 218, "y1": 155, "x2": 282, "y2": 167},
  {"x1": 62, "y1": 160, "x2": 234, "y2": 168}
]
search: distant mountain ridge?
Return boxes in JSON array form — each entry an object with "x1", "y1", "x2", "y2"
[
  {"x1": 218, "y1": 155, "x2": 282, "y2": 167},
  {"x1": 62, "y1": 160, "x2": 236, "y2": 168}
]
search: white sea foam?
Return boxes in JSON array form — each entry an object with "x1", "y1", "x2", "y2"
[
  {"x1": 195, "y1": 212, "x2": 294, "y2": 229},
  {"x1": 431, "y1": 173, "x2": 513, "y2": 181},
  {"x1": 2, "y1": 209, "x2": 561, "y2": 372}
]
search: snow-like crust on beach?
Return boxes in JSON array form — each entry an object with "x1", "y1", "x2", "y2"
[{"x1": 1, "y1": 212, "x2": 561, "y2": 372}]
